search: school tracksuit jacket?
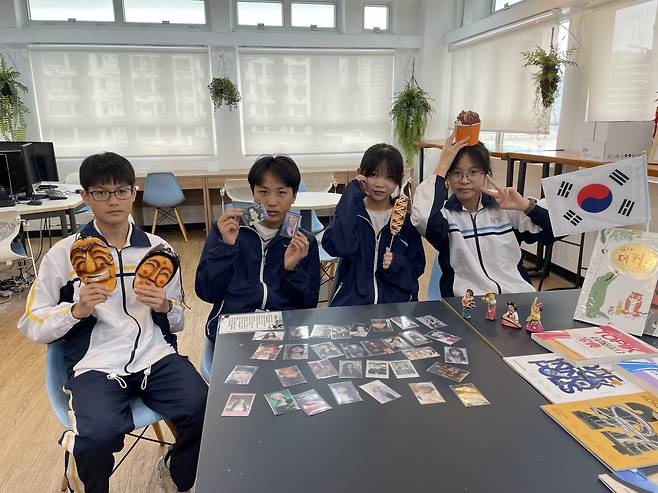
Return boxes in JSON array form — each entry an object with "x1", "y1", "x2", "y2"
[
  {"x1": 411, "y1": 175, "x2": 555, "y2": 298},
  {"x1": 17, "y1": 221, "x2": 207, "y2": 493},
  {"x1": 322, "y1": 179, "x2": 426, "y2": 307},
  {"x1": 195, "y1": 220, "x2": 320, "y2": 342}
]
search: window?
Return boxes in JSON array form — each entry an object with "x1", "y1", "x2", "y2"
[
  {"x1": 123, "y1": 0, "x2": 207, "y2": 24},
  {"x1": 448, "y1": 18, "x2": 555, "y2": 133},
  {"x1": 238, "y1": 48, "x2": 393, "y2": 155},
  {"x1": 30, "y1": 46, "x2": 214, "y2": 157},
  {"x1": 493, "y1": 0, "x2": 523, "y2": 12},
  {"x1": 291, "y1": 2, "x2": 335, "y2": 28},
  {"x1": 585, "y1": 0, "x2": 658, "y2": 121},
  {"x1": 236, "y1": 1, "x2": 283, "y2": 27},
  {"x1": 27, "y1": 0, "x2": 115, "y2": 22},
  {"x1": 364, "y1": 4, "x2": 389, "y2": 31}
]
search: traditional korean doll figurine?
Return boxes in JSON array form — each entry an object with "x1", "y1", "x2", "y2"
[
  {"x1": 481, "y1": 291, "x2": 497, "y2": 321},
  {"x1": 461, "y1": 289, "x2": 476, "y2": 319},
  {"x1": 133, "y1": 244, "x2": 180, "y2": 289},
  {"x1": 70, "y1": 236, "x2": 117, "y2": 291},
  {"x1": 525, "y1": 297, "x2": 544, "y2": 333},
  {"x1": 501, "y1": 301, "x2": 522, "y2": 329}
]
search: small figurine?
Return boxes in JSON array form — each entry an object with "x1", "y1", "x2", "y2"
[
  {"x1": 481, "y1": 291, "x2": 497, "y2": 321},
  {"x1": 461, "y1": 289, "x2": 476, "y2": 319},
  {"x1": 525, "y1": 297, "x2": 544, "y2": 333},
  {"x1": 501, "y1": 301, "x2": 522, "y2": 329}
]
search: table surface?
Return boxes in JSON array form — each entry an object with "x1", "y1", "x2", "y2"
[
  {"x1": 3, "y1": 194, "x2": 83, "y2": 215},
  {"x1": 414, "y1": 140, "x2": 658, "y2": 176},
  {"x1": 196, "y1": 299, "x2": 607, "y2": 493},
  {"x1": 443, "y1": 290, "x2": 658, "y2": 358},
  {"x1": 292, "y1": 191, "x2": 341, "y2": 210}
]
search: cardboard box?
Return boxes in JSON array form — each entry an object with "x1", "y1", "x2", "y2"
[{"x1": 582, "y1": 121, "x2": 653, "y2": 161}]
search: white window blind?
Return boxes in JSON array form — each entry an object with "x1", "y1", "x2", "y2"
[
  {"x1": 584, "y1": 0, "x2": 658, "y2": 122},
  {"x1": 123, "y1": 0, "x2": 207, "y2": 24},
  {"x1": 238, "y1": 48, "x2": 393, "y2": 155},
  {"x1": 30, "y1": 46, "x2": 214, "y2": 158},
  {"x1": 448, "y1": 19, "x2": 555, "y2": 133},
  {"x1": 28, "y1": 0, "x2": 115, "y2": 21}
]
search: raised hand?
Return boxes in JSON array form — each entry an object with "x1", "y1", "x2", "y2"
[
  {"x1": 434, "y1": 130, "x2": 470, "y2": 177},
  {"x1": 284, "y1": 233, "x2": 310, "y2": 271},
  {"x1": 481, "y1": 175, "x2": 531, "y2": 211},
  {"x1": 217, "y1": 208, "x2": 243, "y2": 245}
]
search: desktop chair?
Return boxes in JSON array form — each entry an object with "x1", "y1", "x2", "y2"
[
  {"x1": 143, "y1": 173, "x2": 188, "y2": 241},
  {"x1": 0, "y1": 211, "x2": 37, "y2": 286},
  {"x1": 200, "y1": 338, "x2": 214, "y2": 383},
  {"x1": 46, "y1": 340, "x2": 173, "y2": 492}
]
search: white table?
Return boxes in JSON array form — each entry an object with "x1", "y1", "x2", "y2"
[
  {"x1": 9, "y1": 191, "x2": 85, "y2": 236},
  {"x1": 292, "y1": 192, "x2": 341, "y2": 231}
]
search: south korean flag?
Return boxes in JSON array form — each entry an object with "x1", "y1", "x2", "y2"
[{"x1": 541, "y1": 155, "x2": 651, "y2": 237}]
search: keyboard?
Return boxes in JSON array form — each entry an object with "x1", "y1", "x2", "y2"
[{"x1": 45, "y1": 189, "x2": 67, "y2": 200}]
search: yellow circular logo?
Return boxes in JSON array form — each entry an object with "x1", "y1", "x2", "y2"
[{"x1": 610, "y1": 243, "x2": 658, "y2": 278}]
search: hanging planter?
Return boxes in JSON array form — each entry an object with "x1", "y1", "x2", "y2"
[
  {"x1": 0, "y1": 54, "x2": 29, "y2": 141},
  {"x1": 521, "y1": 43, "x2": 577, "y2": 110},
  {"x1": 390, "y1": 63, "x2": 435, "y2": 166},
  {"x1": 208, "y1": 53, "x2": 241, "y2": 112}
]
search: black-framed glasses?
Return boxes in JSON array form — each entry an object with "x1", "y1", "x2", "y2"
[
  {"x1": 447, "y1": 170, "x2": 485, "y2": 181},
  {"x1": 88, "y1": 188, "x2": 135, "y2": 202}
]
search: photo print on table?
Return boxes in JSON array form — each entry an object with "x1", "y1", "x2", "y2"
[
  {"x1": 366, "y1": 360, "x2": 390, "y2": 379},
  {"x1": 225, "y1": 365, "x2": 258, "y2": 385},
  {"x1": 264, "y1": 389, "x2": 300, "y2": 415},
  {"x1": 340, "y1": 342, "x2": 370, "y2": 359},
  {"x1": 390, "y1": 316, "x2": 419, "y2": 330},
  {"x1": 283, "y1": 344, "x2": 309, "y2": 360},
  {"x1": 444, "y1": 347, "x2": 469, "y2": 365},
  {"x1": 274, "y1": 366, "x2": 307, "y2": 388},
  {"x1": 339, "y1": 360, "x2": 363, "y2": 379},
  {"x1": 389, "y1": 360, "x2": 419, "y2": 379},
  {"x1": 288, "y1": 325, "x2": 310, "y2": 340},
  {"x1": 222, "y1": 393, "x2": 256, "y2": 417},
  {"x1": 311, "y1": 342, "x2": 344, "y2": 359},
  {"x1": 329, "y1": 381, "x2": 363, "y2": 405},
  {"x1": 293, "y1": 389, "x2": 332, "y2": 416},
  {"x1": 350, "y1": 323, "x2": 370, "y2": 338},
  {"x1": 251, "y1": 343, "x2": 283, "y2": 361},
  {"x1": 307, "y1": 359, "x2": 339, "y2": 380},
  {"x1": 360, "y1": 380, "x2": 401, "y2": 404}
]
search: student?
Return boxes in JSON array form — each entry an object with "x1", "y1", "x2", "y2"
[
  {"x1": 412, "y1": 133, "x2": 555, "y2": 298},
  {"x1": 195, "y1": 155, "x2": 320, "y2": 342},
  {"x1": 17, "y1": 152, "x2": 207, "y2": 493},
  {"x1": 322, "y1": 143, "x2": 425, "y2": 306}
]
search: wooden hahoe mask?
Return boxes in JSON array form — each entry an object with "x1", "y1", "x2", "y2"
[
  {"x1": 133, "y1": 244, "x2": 180, "y2": 289},
  {"x1": 70, "y1": 236, "x2": 117, "y2": 291}
]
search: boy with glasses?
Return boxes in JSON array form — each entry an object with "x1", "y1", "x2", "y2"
[
  {"x1": 411, "y1": 134, "x2": 555, "y2": 298},
  {"x1": 18, "y1": 152, "x2": 207, "y2": 493}
]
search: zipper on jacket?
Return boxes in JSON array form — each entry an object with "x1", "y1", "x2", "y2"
[
  {"x1": 357, "y1": 214, "x2": 383, "y2": 304},
  {"x1": 258, "y1": 233, "x2": 268, "y2": 310},
  {"x1": 470, "y1": 211, "x2": 502, "y2": 294},
  {"x1": 330, "y1": 282, "x2": 343, "y2": 305},
  {"x1": 114, "y1": 247, "x2": 143, "y2": 374}
]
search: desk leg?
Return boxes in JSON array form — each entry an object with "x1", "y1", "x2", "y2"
[
  {"x1": 419, "y1": 148, "x2": 424, "y2": 181},
  {"x1": 517, "y1": 160, "x2": 527, "y2": 195},
  {"x1": 67, "y1": 208, "x2": 77, "y2": 236},
  {"x1": 505, "y1": 158, "x2": 515, "y2": 188},
  {"x1": 301, "y1": 210, "x2": 312, "y2": 232},
  {"x1": 203, "y1": 178, "x2": 211, "y2": 234},
  {"x1": 59, "y1": 211, "x2": 69, "y2": 237}
]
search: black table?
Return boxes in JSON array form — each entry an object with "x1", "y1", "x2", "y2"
[
  {"x1": 442, "y1": 290, "x2": 658, "y2": 358},
  {"x1": 196, "y1": 301, "x2": 606, "y2": 492}
]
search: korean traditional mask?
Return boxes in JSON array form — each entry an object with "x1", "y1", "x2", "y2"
[
  {"x1": 70, "y1": 236, "x2": 117, "y2": 291},
  {"x1": 133, "y1": 244, "x2": 180, "y2": 289}
]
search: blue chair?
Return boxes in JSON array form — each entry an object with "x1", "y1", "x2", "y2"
[
  {"x1": 143, "y1": 172, "x2": 188, "y2": 241},
  {"x1": 200, "y1": 338, "x2": 214, "y2": 383},
  {"x1": 426, "y1": 252, "x2": 442, "y2": 301},
  {"x1": 46, "y1": 340, "x2": 170, "y2": 491}
]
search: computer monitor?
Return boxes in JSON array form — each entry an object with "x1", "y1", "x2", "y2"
[
  {"x1": 0, "y1": 147, "x2": 36, "y2": 199},
  {"x1": 0, "y1": 141, "x2": 59, "y2": 182}
]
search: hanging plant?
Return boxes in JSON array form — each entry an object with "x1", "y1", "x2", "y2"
[
  {"x1": 208, "y1": 76, "x2": 241, "y2": 111},
  {"x1": 390, "y1": 65, "x2": 434, "y2": 166},
  {"x1": 0, "y1": 54, "x2": 29, "y2": 141},
  {"x1": 522, "y1": 43, "x2": 577, "y2": 109}
]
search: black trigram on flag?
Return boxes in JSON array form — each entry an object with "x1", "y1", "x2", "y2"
[
  {"x1": 609, "y1": 169, "x2": 630, "y2": 186},
  {"x1": 563, "y1": 209, "x2": 583, "y2": 226},
  {"x1": 617, "y1": 198, "x2": 635, "y2": 217},
  {"x1": 557, "y1": 181, "x2": 573, "y2": 197}
]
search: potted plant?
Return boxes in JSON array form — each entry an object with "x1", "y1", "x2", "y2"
[
  {"x1": 0, "y1": 54, "x2": 29, "y2": 141},
  {"x1": 208, "y1": 76, "x2": 241, "y2": 111},
  {"x1": 522, "y1": 44, "x2": 577, "y2": 110},
  {"x1": 390, "y1": 72, "x2": 434, "y2": 166},
  {"x1": 454, "y1": 110, "x2": 481, "y2": 145}
]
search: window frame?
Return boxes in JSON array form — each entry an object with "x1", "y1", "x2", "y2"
[
  {"x1": 491, "y1": 0, "x2": 526, "y2": 14},
  {"x1": 363, "y1": 3, "x2": 391, "y2": 33},
  {"x1": 25, "y1": 0, "x2": 210, "y2": 27},
  {"x1": 233, "y1": 0, "x2": 339, "y2": 32}
]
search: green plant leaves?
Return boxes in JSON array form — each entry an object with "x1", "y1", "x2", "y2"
[
  {"x1": 521, "y1": 45, "x2": 577, "y2": 109},
  {"x1": 390, "y1": 81, "x2": 434, "y2": 165},
  {"x1": 208, "y1": 77, "x2": 241, "y2": 111},
  {"x1": 0, "y1": 55, "x2": 29, "y2": 141}
]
